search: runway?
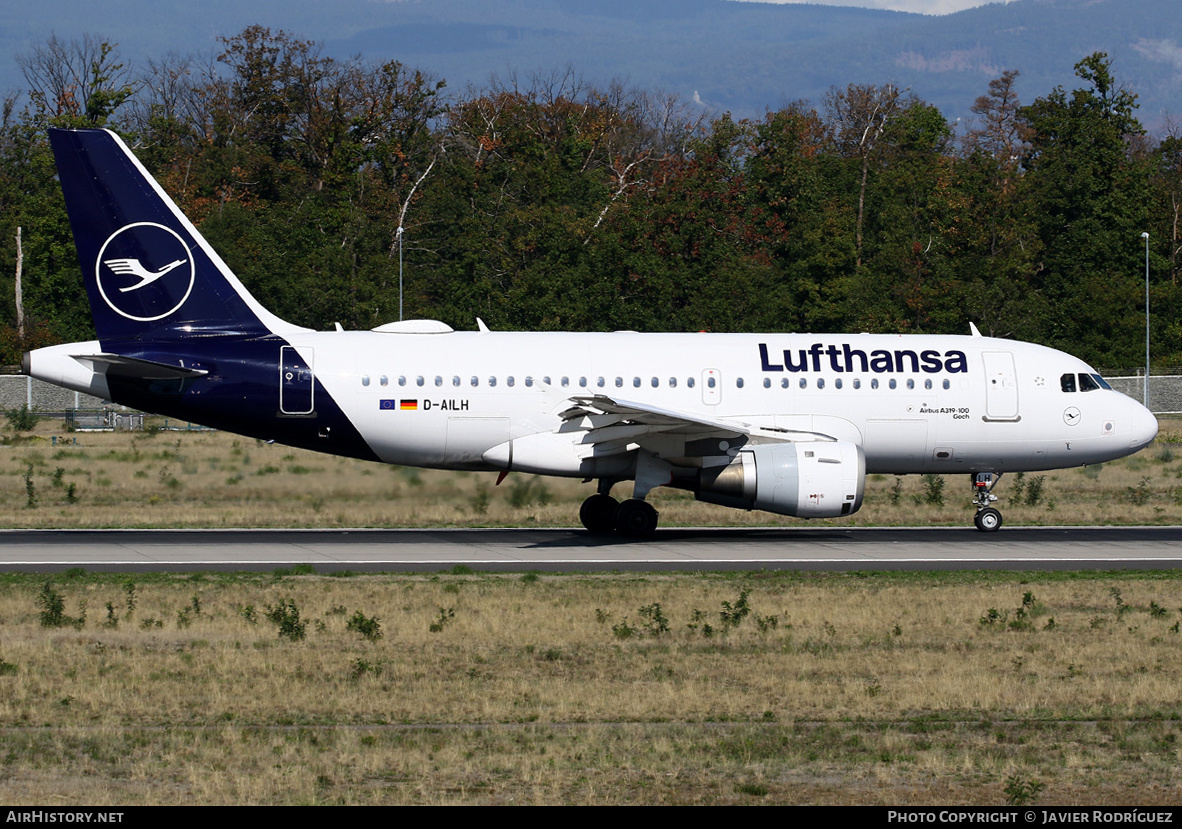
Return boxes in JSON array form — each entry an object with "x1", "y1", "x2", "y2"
[{"x1": 0, "y1": 525, "x2": 1180, "y2": 572}]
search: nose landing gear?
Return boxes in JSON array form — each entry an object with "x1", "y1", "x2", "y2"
[{"x1": 972, "y1": 472, "x2": 1003, "y2": 532}]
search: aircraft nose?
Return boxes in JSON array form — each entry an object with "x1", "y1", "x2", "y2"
[{"x1": 1129, "y1": 401, "x2": 1159, "y2": 451}]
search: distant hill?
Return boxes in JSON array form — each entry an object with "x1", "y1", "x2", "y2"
[{"x1": 2, "y1": 0, "x2": 1179, "y2": 130}]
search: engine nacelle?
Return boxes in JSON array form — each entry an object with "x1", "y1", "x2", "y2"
[{"x1": 693, "y1": 441, "x2": 865, "y2": 518}]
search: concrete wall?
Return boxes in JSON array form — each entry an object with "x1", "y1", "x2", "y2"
[{"x1": 0, "y1": 375, "x2": 116, "y2": 412}]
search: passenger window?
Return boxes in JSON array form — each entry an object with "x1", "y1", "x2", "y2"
[
  {"x1": 525, "y1": 376, "x2": 533, "y2": 387},
  {"x1": 708, "y1": 377, "x2": 717, "y2": 388},
  {"x1": 835, "y1": 378, "x2": 842, "y2": 389},
  {"x1": 763, "y1": 378, "x2": 771, "y2": 389},
  {"x1": 561, "y1": 377, "x2": 570, "y2": 387},
  {"x1": 781, "y1": 378, "x2": 789, "y2": 389},
  {"x1": 470, "y1": 376, "x2": 478, "y2": 387},
  {"x1": 507, "y1": 376, "x2": 515, "y2": 387},
  {"x1": 889, "y1": 379, "x2": 897, "y2": 390},
  {"x1": 453, "y1": 376, "x2": 461, "y2": 387},
  {"x1": 799, "y1": 378, "x2": 807, "y2": 389},
  {"x1": 398, "y1": 376, "x2": 407, "y2": 387},
  {"x1": 488, "y1": 377, "x2": 497, "y2": 387},
  {"x1": 416, "y1": 376, "x2": 424, "y2": 387},
  {"x1": 924, "y1": 379, "x2": 932, "y2": 390},
  {"x1": 597, "y1": 377, "x2": 605, "y2": 388},
  {"x1": 380, "y1": 376, "x2": 388, "y2": 386},
  {"x1": 687, "y1": 377, "x2": 695, "y2": 388},
  {"x1": 1061, "y1": 373, "x2": 1077, "y2": 393},
  {"x1": 651, "y1": 377, "x2": 659, "y2": 388},
  {"x1": 871, "y1": 378, "x2": 879, "y2": 390},
  {"x1": 361, "y1": 376, "x2": 370, "y2": 387},
  {"x1": 669, "y1": 377, "x2": 677, "y2": 388},
  {"x1": 633, "y1": 377, "x2": 641, "y2": 388},
  {"x1": 817, "y1": 378, "x2": 825, "y2": 389},
  {"x1": 853, "y1": 378, "x2": 861, "y2": 389},
  {"x1": 579, "y1": 377, "x2": 588, "y2": 388},
  {"x1": 942, "y1": 379, "x2": 950, "y2": 390},
  {"x1": 906, "y1": 378, "x2": 915, "y2": 390},
  {"x1": 616, "y1": 377, "x2": 623, "y2": 387},
  {"x1": 435, "y1": 376, "x2": 443, "y2": 386},
  {"x1": 736, "y1": 378, "x2": 744, "y2": 389}
]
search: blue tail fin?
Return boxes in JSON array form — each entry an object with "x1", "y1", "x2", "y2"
[{"x1": 49, "y1": 128, "x2": 305, "y2": 344}]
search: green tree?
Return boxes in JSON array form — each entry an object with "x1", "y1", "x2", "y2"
[{"x1": 1019, "y1": 52, "x2": 1149, "y2": 366}]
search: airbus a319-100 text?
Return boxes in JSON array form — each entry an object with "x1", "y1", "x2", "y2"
[{"x1": 24, "y1": 129, "x2": 1159, "y2": 536}]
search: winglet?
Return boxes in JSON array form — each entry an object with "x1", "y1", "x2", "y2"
[
  {"x1": 477, "y1": 318, "x2": 490, "y2": 333},
  {"x1": 969, "y1": 322, "x2": 983, "y2": 338}
]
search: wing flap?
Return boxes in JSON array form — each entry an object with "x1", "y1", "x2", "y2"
[{"x1": 556, "y1": 394, "x2": 843, "y2": 461}]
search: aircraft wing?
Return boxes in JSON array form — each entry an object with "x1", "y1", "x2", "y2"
[{"x1": 557, "y1": 394, "x2": 832, "y2": 457}]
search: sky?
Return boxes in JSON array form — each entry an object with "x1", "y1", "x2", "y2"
[{"x1": 732, "y1": 0, "x2": 1011, "y2": 14}]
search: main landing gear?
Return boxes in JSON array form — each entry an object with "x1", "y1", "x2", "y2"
[
  {"x1": 971, "y1": 472, "x2": 1003, "y2": 532},
  {"x1": 580, "y1": 486, "x2": 659, "y2": 538}
]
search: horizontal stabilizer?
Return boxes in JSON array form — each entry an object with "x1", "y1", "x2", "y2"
[{"x1": 74, "y1": 354, "x2": 209, "y2": 381}]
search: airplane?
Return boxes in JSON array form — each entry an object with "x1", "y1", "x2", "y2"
[{"x1": 23, "y1": 128, "x2": 1160, "y2": 537}]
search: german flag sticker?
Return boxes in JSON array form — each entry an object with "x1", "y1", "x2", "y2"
[{"x1": 400, "y1": 400, "x2": 418, "y2": 411}]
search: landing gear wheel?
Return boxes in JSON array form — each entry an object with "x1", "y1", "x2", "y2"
[
  {"x1": 580, "y1": 494, "x2": 619, "y2": 534},
  {"x1": 974, "y1": 507, "x2": 1002, "y2": 532},
  {"x1": 614, "y1": 499, "x2": 659, "y2": 538}
]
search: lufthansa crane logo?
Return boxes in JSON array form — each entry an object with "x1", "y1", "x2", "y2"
[{"x1": 96, "y1": 223, "x2": 195, "y2": 321}]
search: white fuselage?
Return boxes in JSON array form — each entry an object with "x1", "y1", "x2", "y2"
[{"x1": 273, "y1": 329, "x2": 1157, "y2": 477}]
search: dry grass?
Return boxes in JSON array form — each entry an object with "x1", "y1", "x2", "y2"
[
  {"x1": 0, "y1": 570, "x2": 1181, "y2": 804},
  {"x1": 1, "y1": 417, "x2": 1180, "y2": 804},
  {"x1": 0, "y1": 417, "x2": 1179, "y2": 529}
]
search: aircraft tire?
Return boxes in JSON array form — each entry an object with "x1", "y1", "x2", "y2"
[
  {"x1": 974, "y1": 507, "x2": 1002, "y2": 532},
  {"x1": 580, "y1": 494, "x2": 619, "y2": 534},
  {"x1": 614, "y1": 499, "x2": 659, "y2": 538}
]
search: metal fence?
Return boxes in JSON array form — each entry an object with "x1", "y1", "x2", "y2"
[
  {"x1": 2, "y1": 372, "x2": 1181, "y2": 425},
  {"x1": 1104, "y1": 376, "x2": 1182, "y2": 415}
]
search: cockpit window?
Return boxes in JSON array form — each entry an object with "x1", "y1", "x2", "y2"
[
  {"x1": 1078, "y1": 373, "x2": 1100, "y2": 392},
  {"x1": 1061, "y1": 373, "x2": 1076, "y2": 393},
  {"x1": 1092, "y1": 373, "x2": 1112, "y2": 390}
]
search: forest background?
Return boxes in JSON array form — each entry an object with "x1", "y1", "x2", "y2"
[{"x1": 1, "y1": 27, "x2": 1180, "y2": 374}]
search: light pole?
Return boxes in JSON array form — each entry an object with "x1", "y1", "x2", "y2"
[
  {"x1": 397, "y1": 225, "x2": 404, "y2": 322},
  {"x1": 1142, "y1": 231, "x2": 1150, "y2": 408}
]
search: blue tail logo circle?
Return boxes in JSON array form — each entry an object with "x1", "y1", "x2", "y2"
[{"x1": 96, "y1": 223, "x2": 195, "y2": 322}]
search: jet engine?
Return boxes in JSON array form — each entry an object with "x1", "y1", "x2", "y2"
[{"x1": 689, "y1": 441, "x2": 865, "y2": 518}]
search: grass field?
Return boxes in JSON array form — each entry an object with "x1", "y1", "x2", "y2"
[
  {"x1": 0, "y1": 416, "x2": 1180, "y2": 805},
  {"x1": 0, "y1": 569, "x2": 1180, "y2": 804},
  {"x1": 0, "y1": 416, "x2": 1180, "y2": 529}
]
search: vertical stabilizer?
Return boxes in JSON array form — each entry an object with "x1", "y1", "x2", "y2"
[{"x1": 48, "y1": 128, "x2": 307, "y2": 343}]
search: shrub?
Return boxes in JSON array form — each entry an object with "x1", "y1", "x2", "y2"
[
  {"x1": 264, "y1": 600, "x2": 307, "y2": 640},
  {"x1": 5, "y1": 406, "x2": 38, "y2": 431},
  {"x1": 638, "y1": 603, "x2": 669, "y2": 636},
  {"x1": 429, "y1": 607, "x2": 455, "y2": 633},
  {"x1": 37, "y1": 582, "x2": 84, "y2": 629},
  {"x1": 720, "y1": 590, "x2": 751, "y2": 627},
  {"x1": 347, "y1": 610, "x2": 383, "y2": 641},
  {"x1": 921, "y1": 474, "x2": 945, "y2": 506}
]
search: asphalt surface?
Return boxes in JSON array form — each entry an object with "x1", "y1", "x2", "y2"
[{"x1": 0, "y1": 525, "x2": 1179, "y2": 572}]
